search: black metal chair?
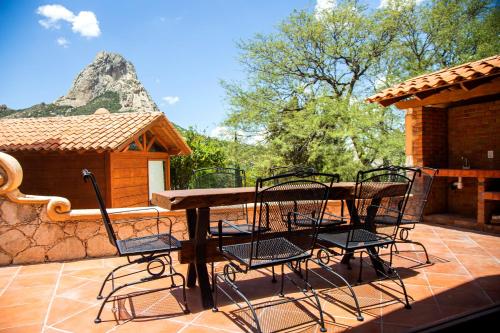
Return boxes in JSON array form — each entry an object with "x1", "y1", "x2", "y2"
[
  {"x1": 192, "y1": 167, "x2": 250, "y2": 235},
  {"x1": 212, "y1": 170, "x2": 338, "y2": 333},
  {"x1": 192, "y1": 167, "x2": 264, "y2": 289},
  {"x1": 82, "y1": 169, "x2": 189, "y2": 323},
  {"x1": 374, "y1": 167, "x2": 437, "y2": 265},
  {"x1": 309, "y1": 166, "x2": 418, "y2": 317},
  {"x1": 269, "y1": 165, "x2": 349, "y2": 227}
]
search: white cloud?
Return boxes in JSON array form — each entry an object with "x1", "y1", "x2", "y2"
[
  {"x1": 71, "y1": 11, "x2": 100, "y2": 37},
  {"x1": 210, "y1": 126, "x2": 231, "y2": 139},
  {"x1": 315, "y1": 0, "x2": 336, "y2": 19},
  {"x1": 56, "y1": 37, "x2": 70, "y2": 48},
  {"x1": 162, "y1": 96, "x2": 180, "y2": 105},
  {"x1": 379, "y1": 0, "x2": 425, "y2": 9},
  {"x1": 37, "y1": 4, "x2": 74, "y2": 29},
  {"x1": 37, "y1": 4, "x2": 101, "y2": 38}
]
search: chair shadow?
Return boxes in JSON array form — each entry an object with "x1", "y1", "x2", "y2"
[
  {"x1": 228, "y1": 297, "x2": 323, "y2": 333},
  {"x1": 101, "y1": 286, "x2": 188, "y2": 324}
]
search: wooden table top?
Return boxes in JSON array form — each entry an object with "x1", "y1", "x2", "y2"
[
  {"x1": 152, "y1": 182, "x2": 355, "y2": 210},
  {"x1": 152, "y1": 182, "x2": 407, "y2": 211}
]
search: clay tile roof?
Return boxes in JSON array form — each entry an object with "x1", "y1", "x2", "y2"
[
  {"x1": 367, "y1": 55, "x2": 500, "y2": 103},
  {"x1": 0, "y1": 111, "x2": 191, "y2": 155}
]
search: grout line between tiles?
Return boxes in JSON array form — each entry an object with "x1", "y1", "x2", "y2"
[
  {"x1": 0, "y1": 266, "x2": 21, "y2": 297},
  {"x1": 42, "y1": 263, "x2": 65, "y2": 330},
  {"x1": 430, "y1": 225, "x2": 495, "y2": 305}
]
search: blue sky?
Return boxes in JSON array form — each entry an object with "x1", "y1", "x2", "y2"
[{"x1": 0, "y1": 0, "x2": 381, "y2": 134}]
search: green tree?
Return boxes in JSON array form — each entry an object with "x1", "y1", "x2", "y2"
[
  {"x1": 222, "y1": 0, "x2": 405, "y2": 179},
  {"x1": 170, "y1": 128, "x2": 227, "y2": 189},
  {"x1": 221, "y1": 0, "x2": 498, "y2": 180}
]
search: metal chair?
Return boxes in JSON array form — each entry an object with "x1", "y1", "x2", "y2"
[
  {"x1": 212, "y1": 170, "x2": 338, "y2": 333},
  {"x1": 82, "y1": 169, "x2": 189, "y2": 323},
  {"x1": 269, "y1": 165, "x2": 349, "y2": 227},
  {"x1": 192, "y1": 167, "x2": 250, "y2": 235},
  {"x1": 374, "y1": 167, "x2": 437, "y2": 265},
  {"x1": 310, "y1": 166, "x2": 418, "y2": 317},
  {"x1": 192, "y1": 167, "x2": 263, "y2": 289}
]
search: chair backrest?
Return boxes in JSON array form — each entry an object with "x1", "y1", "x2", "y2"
[
  {"x1": 350, "y1": 166, "x2": 418, "y2": 243},
  {"x1": 192, "y1": 167, "x2": 245, "y2": 189},
  {"x1": 269, "y1": 166, "x2": 317, "y2": 184},
  {"x1": 82, "y1": 169, "x2": 117, "y2": 247},
  {"x1": 248, "y1": 170, "x2": 338, "y2": 267},
  {"x1": 402, "y1": 167, "x2": 437, "y2": 223},
  {"x1": 192, "y1": 167, "x2": 248, "y2": 223}
]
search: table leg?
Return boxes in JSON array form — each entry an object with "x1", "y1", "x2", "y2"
[
  {"x1": 186, "y1": 208, "x2": 197, "y2": 288},
  {"x1": 363, "y1": 198, "x2": 386, "y2": 275},
  {"x1": 341, "y1": 199, "x2": 385, "y2": 275},
  {"x1": 194, "y1": 207, "x2": 214, "y2": 309},
  {"x1": 341, "y1": 200, "x2": 357, "y2": 264}
]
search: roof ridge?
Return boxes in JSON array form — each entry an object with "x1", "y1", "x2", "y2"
[{"x1": 0, "y1": 111, "x2": 163, "y2": 122}]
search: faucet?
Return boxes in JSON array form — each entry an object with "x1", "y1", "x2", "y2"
[{"x1": 461, "y1": 156, "x2": 470, "y2": 169}]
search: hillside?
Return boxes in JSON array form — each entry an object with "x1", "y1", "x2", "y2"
[{"x1": 0, "y1": 51, "x2": 158, "y2": 119}]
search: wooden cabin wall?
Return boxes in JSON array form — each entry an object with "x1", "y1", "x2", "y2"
[
  {"x1": 109, "y1": 151, "x2": 170, "y2": 208},
  {"x1": 10, "y1": 152, "x2": 106, "y2": 209}
]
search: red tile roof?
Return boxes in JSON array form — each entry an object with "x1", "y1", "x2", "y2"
[
  {"x1": 0, "y1": 111, "x2": 191, "y2": 154},
  {"x1": 367, "y1": 55, "x2": 500, "y2": 103}
]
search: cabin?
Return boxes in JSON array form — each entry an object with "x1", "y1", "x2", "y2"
[
  {"x1": 367, "y1": 55, "x2": 500, "y2": 231},
  {"x1": 0, "y1": 109, "x2": 191, "y2": 209}
]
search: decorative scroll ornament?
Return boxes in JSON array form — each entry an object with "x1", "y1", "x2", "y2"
[{"x1": 0, "y1": 152, "x2": 71, "y2": 221}]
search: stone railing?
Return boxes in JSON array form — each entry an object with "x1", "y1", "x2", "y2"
[
  {"x1": 0, "y1": 152, "x2": 343, "y2": 266},
  {"x1": 0, "y1": 152, "x2": 187, "y2": 266}
]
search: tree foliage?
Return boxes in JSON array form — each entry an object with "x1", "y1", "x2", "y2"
[
  {"x1": 220, "y1": 0, "x2": 498, "y2": 180},
  {"x1": 170, "y1": 128, "x2": 227, "y2": 189}
]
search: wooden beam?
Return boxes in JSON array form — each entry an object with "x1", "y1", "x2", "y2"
[
  {"x1": 134, "y1": 138, "x2": 144, "y2": 151},
  {"x1": 146, "y1": 135, "x2": 156, "y2": 151},
  {"x1": 394, "y1": 77, "x2": 500, "y2": 109}
]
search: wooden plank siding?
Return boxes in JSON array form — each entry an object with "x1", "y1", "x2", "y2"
[
  {"x1": 10, "y1": 151, "x2": 106, "y2": 209},
  {"x1": 109, "y1": 151, "x2": 170, "y2": 208}
]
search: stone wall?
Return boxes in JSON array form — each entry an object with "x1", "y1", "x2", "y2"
[
  {"x1": 0, "y1": 151, "x2": 190, "y2": 266},
  {"x1": 0, "y1": 197, "x2": 188, "y2": 266},
  {"x1": 0, "y1": 151, "x2": 343, "y2": 266}
]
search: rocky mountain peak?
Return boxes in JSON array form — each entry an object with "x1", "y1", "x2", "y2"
[{"x1": 55, "y1": 51, "x2": 159, "y2": 112}]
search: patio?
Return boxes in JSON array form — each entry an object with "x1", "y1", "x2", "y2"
[{"x1": 0, "y1": 223, "x2": 498, "y2": 333}]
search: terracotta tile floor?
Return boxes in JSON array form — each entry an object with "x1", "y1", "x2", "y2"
[{"x1": 0, "y1": 223, "x2": 499, "y2": 333}]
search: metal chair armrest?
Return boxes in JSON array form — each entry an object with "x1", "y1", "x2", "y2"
[
  {"x1": 217, "y1": 220, "x2": 251, "y2": 252},
  {"x1": 323, "y1": 211, "x2": 349, "y2": 221}
]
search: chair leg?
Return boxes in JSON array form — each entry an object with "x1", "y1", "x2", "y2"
[
  {"x1": 165, "y1": 254, "x2": 176, "y2": 287},
  {"x1": 303, "y1": 262, "x2": 327, "y2": 332},
  {"x1": 271, "y1": 265, "x2": 277, "y2": 283},
  {"x1": 389, "y1": 243, "x2": 395, "y2": 267},
  {"x1": 411, "y1": 240, "x2": 431, "y2": 264},
  {"x1": 358, "y1": 251, "x2": 363, "y2": 283},
  {"x1": 279, "y1": 264, "x2": 285, "y2": 297},
  {"x1": 310, "y1": 257, "x2": 364, "y2": 321},
  {"x1": 97, "y1": 261, "x2": 135, "y2": 300},
  {"x1": 220, "y1": 270, "x2": 262, "y2": 332},
  {"x1": 212, "y1": 267, "x2": 218, "y2": 312},
  {"x1": 365, "y1": 251, "x2": 412, "y2": 310},
  {"x1": 211, "y1": 262, "x2": 215, "y2": 292},
  {"x1": 393, "y1": 240, "x2": 431, "y2": 265}
]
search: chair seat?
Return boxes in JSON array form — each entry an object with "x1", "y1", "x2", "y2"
[
  {"x1": 117, "y1": 233, "x2": 181, "y2": 255},
  {"x1": 318, "y1": 229, "x2": 393, "y2": 250},
  {"x1": 222, "y1": 237, "x2": 309, "y2": 269},
  {"x1": 374, "y1": 215, "x2": 417, "y2": 225}
]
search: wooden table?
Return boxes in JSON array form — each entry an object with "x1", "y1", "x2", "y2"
[{"x1": 152, "y1": 182, "x2": 405, "y2": 309}]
